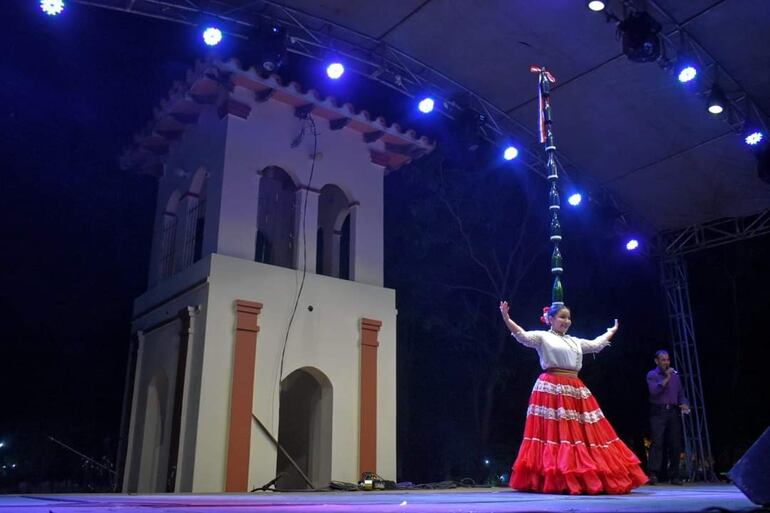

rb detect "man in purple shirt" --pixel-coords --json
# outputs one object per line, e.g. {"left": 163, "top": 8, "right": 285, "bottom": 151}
{"left": 646, "top": 350, "right": 690, "bottom": 485}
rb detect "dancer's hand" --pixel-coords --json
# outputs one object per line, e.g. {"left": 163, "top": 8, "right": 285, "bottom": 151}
{"left": 606, "top": 319, "right": 619, "bottom": 340}
{"left": 499, "top": 301, "right": 510, "bottom": 319}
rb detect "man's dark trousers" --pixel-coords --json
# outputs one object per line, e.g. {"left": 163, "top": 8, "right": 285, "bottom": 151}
{"left": 648, "top": 404, "right": 682, "bottom": 481}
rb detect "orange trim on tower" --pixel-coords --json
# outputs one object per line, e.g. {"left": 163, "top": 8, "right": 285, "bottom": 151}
{"left": 359, "top": 318, "right": 382, "bottom": 477}
{"left": 225, "top": 300, "right": 263, "bottom": 492}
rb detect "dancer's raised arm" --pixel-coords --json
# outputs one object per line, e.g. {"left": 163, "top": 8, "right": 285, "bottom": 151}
{"left": 578, "top": 319, "right": 619, "bottom": 353}
{"left": 499, "top": 301, "right": 541, "bottom": 348}
{"left": 499, "top": 301, "right": 525, "bottom": 335}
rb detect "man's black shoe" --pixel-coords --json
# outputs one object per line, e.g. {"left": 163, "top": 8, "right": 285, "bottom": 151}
{"left": 647, "top": 475, "right": 658, "bottom": 485}
{"left": 670, "top": 478, "right": 683, "bottom": 485}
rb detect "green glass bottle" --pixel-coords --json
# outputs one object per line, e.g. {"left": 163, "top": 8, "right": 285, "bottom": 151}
{"left": 549, "top": 183, "right": 560, "bottom": 210}
{"left": 551, "top": 245, "right": 563, "bottom": 272}
{"left": 552, "top": 275, "right": 564, "bottom": 304}
{"left": 550, "top": 212, "right": 561, "bottom": 240}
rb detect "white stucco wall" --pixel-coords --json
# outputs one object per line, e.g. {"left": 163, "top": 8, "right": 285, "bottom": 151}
{"left": 128, "top": 83, "right": 397, "bottom": 493}
{"left": 218, "top": 85, "right": 386, "bottom": 286}
{"left": 147, "top": 107, "right": 228, "bottom": 288}
{"left": 192, "top": 254, "right": 396, "bottom": 491}
{"left": 128, "top": 257, "right": 212, "bottom": 492}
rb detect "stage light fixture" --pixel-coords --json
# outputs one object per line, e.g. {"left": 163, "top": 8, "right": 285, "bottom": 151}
{"left": 618, "top": 11, "right": 661, "bottom": 63}
{"left": 255, "top": 23, "right": 288, "bottom": 72}
{"left": 677, "top": 65, "right": 697, "bottom": 83}
{"left": 418, "top": 97, "right": 435, "bottom": 114}
{"left": 202, "top": 27, "right": 223, "bottom": 46}
{"left": 625, "top": 239, "right": 640, "bottom": 251}
{"left": 707, "top": 85, "right": 726, "bottom": 115}
{"left": 40, "top": 0, "right": 64, "bottom": 15}
{"left": 503, "top": 146, "right": 519, "bottom": 161}
{"left": 742, "top": 108, "right": 767, "bottom": 147}
{"left": 326, "top": 62, "right": 345, "bottom": 80}
{"left": 567, "top": 193, "right": 582, "bottom": 206}
{"left": 674, "top": 46, "right": 698, "bottom": 84}
{"left": 587, "top": 1, "right": 606, "bottom": 12}
{"left": 745, "top": 130, "right": 764, "bottom": 146}
{"left": 453, "top": 106, "right": 487, "bottom": 153}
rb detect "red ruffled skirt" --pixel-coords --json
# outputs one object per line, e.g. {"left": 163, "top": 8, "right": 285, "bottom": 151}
{"left": 509, "top": 371, "right": 648, "bottom": 494}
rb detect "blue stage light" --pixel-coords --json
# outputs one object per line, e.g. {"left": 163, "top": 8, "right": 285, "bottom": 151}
{"left": 202, "top": 27, "right": 223, "bottom": 47}
{"left": 707, "top": 85, "right": 726, "bottom": 115}
{"left": 745, "top": 131, "right": 764, "bottom": 146}
{"left": 40, "top": 0, "right": 64, "bottom": 16}
{"left": 625, "top": 239, "right": 640, "bottom": 251}
{"left": 587, "top": 1, "right": 606, "bottom": 12}
{"left": 326, "top": 62, "right": 345, "bottom": 80}
{"left": 677, "top": 65, "right": 697, "bottom": 83}
{"left": 503, "top": 146, "right": 519, "bottom": 161}
{"left": 418, "top": 97, "right": 435, "bottom": 114}
{"left": 567, "top": 193, "right": 582, "bottom": 206}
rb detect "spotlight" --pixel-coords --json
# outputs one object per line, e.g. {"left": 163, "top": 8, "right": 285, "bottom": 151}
{"left": 618, "top": 12, "right": 661, "bottom": 63}
{"left": 40, "top": 0, "right": 64, "bottom": 15}
{"left": 567, "top": 193, "right": 582, "bottom": 206}
{"left": 674, "top": 47, "right": 698, "bottom": 83}
{"left": 454, "top": 106, "right": 487, "bottom": 153}
{"left": 418, "top": 96, "right": 435, "bottom": 114}
{"left": 677, "top": 65, "right": 697, "bottom": 83}
{"left": 202, "top": 27, "right": 223, "bottom": 46}
{"left": 255, "top": 23, "right": 287, "bottom": 71}
{"left": 745, "top": 130, "right": 764, "bottom": 146}
{"left": 503, "top": 146, "right": 519, "bottom": 161}
{"left": 625, "top": 239, "right": 640, "bottom": 251}
{"left": 586, "top": 0, "right": 606, "bottom": 12}
{"left": 326, "top": 62, "right": 345, "bottom": 80}
{"left": 707, "top": 85, "right": 726, "bottom": 115}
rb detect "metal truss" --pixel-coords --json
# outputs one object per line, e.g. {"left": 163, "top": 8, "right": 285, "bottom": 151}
{"left": 74, "top": 0, "right": 635, "bottom": 215}
{"left": 657, "top": 208, "right": 770, "bottom": 257}
{"left": 660, "top": 255, "right": 717, "bottom": 482}
{"left": 656, "top": 209, "right": 770, "bottom": 482}
{"left": 601, "top": 0, "right": 770, "bottom": 140}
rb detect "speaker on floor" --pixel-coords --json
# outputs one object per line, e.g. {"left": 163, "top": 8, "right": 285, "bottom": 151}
{"left": 728, "top": 427, "right": 770, "bottom": 506}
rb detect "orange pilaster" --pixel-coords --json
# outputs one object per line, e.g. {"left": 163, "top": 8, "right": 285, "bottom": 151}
{"left": 359, "top": 318, "right": 382, "bottom": 477}
{"left": 225, "top": 300, "right": 263, "bottom": 492}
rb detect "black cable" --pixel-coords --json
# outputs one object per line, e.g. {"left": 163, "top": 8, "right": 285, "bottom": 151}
{"left": 277, "top": 114, "right": 318, "bottom": 401}
{"left": 260, "top": 115, "right": 319, "bottom": 493}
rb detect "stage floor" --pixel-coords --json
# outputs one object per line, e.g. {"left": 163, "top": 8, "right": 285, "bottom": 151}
{"left": 0, "top": 484, "right": 757, "bottom": 513}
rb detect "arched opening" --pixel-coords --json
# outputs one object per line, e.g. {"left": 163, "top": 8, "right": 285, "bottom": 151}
{"left": 180, "top": 167, "right": 208, "bottom": 269}
{"left": 159, "top": 190, "right": 181, "bottom": 280}
{"left": 315, "top": 226, "right": 324, "bottom": 273}
{"left": 138, "top": 371, "right": 168, "bottom": 492}
{"left": 276, "top": 367, "right": 333, "bottom": 490}
{"left": 339, "top": 213, "right": 351, "bottom": 280}
{"left": 317, "top": 184, "right": 352, "bottom": 279}
{"left": 256, "top": 166, "right": 297, "bottom": 269}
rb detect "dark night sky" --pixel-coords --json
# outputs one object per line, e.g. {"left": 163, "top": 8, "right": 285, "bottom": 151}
{"left": 1, "top": 1, "right": 769, "bottom": 489}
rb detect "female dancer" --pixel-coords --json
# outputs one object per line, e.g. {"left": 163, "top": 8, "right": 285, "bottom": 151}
{"left": 499, "top": 301, "right": 648, "bottom": 494}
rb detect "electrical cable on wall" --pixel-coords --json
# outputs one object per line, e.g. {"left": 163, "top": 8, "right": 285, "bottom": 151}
{"left": 277, "top": 114, "right": 318, "bottom": 398}
{"left": 255, "top": 113, "right": 320, "bottom": 492}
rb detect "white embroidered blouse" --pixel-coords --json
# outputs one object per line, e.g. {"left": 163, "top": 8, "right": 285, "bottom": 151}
{"left": 512, "top": 330, "right": 611, "bottom": 372}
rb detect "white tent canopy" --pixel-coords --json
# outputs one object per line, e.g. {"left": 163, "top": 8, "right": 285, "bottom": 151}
{"left": 86, "top": 0, "right": 770, "bottom": 232}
